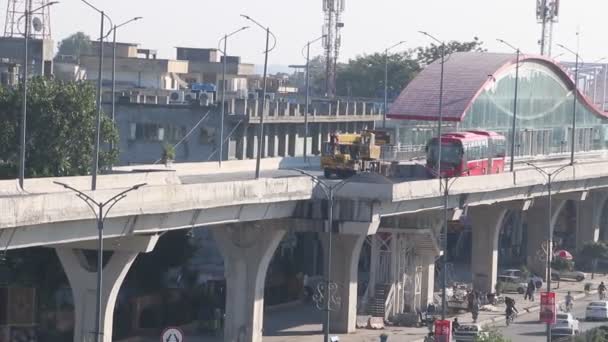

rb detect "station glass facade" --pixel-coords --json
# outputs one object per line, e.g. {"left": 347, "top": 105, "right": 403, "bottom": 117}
{"left": 394, "top": 61, "right": 608, "bottom": 156}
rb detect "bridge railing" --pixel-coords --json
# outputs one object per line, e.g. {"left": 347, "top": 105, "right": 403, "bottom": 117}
{"left": 380, "top": 145, "right": 426, "bottom": 161}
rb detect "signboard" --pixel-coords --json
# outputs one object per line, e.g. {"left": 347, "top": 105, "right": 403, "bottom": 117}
{"left": 434, "top": 319, "right": 451, "bottom": 342}
{"left": 161, "top": 327, "right": 184, "bottom": 342}
{"left": 540, "top": 292, "right": 557, "bottom": 324}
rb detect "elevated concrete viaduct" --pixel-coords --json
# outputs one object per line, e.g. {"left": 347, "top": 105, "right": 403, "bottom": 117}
{"left": 3, "top": 158, "right": 608, "bottom": 341}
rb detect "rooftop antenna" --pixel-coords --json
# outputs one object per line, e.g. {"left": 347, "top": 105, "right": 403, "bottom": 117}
{"left": 4, "top": 0, "right": 53, "bottom": 39}
{"left": 536, "top": 0, "right": 560, "bottom": 56}
{"left": 322, "top": 0, "right": 345, "bottom": 97}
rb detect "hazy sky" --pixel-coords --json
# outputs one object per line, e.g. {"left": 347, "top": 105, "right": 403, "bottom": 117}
{"left": 46, "top": 1, "right": 608, "bottom": 66}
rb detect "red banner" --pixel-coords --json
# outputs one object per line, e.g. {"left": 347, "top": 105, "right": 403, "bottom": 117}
{"left": 540, "top": 292, "right": 557, "bottom": 324}
{"left": 434, "top": 319, "right": 451, "bottom": 342}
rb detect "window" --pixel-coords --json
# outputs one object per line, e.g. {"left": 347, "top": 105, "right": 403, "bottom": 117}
{"left": 199, "top": 126, "right": 217, "bottom": 145}
{"left": 132, "top": 123, "right": 186, "bottom": 142}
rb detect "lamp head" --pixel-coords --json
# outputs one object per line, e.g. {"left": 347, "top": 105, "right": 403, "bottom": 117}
{"left": 132, "top": 183, "right": 147, "bottom": 190}
{"left": 134, "top": 16, "right": 143, "bottom": 21}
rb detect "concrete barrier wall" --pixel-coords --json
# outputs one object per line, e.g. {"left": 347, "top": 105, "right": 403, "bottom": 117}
{"left": 0, "top": 172, "right": 182, "bottom": 196}
{"left": 113, "top": 156, "right": 320, "bottom": 176}
{"left": 0, "top": 176, "right": 315, "bottom": 229}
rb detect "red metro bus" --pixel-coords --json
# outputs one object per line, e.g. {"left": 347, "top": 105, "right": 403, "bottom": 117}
{"left": 426, "top": 130, "right": 506, "bottom": 177}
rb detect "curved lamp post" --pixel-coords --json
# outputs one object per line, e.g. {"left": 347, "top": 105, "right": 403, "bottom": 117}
{"left": 302, "top": 34, "right": 325, "bottom": 161}
{"left": 54, "top": 181, "right": 146, "bottom": 342}
{"left": 218, "top": 26, "right": 249, "bottom": 167}
{"left": 80, "top": 0, "right": 113, "bottom": 191}
{"left": 556, "top": 43, "right": 583, "bottom": 166}
{"left": 496, "top": 39, "right": 522, "bottom": 172}
{"left": 383, "top": 40, "right": 406, "bottom": 128}
{"left": 107, "top": 16, "right": 142, "bottom": 147}
{"left": 525, "top": 162, "right": 572, "bottom": 342}
{"left": 241, "top": 14, "right": 277, "bottom": 179}
{"left": 292, "top": 168, "right": 352, "bottom": 342}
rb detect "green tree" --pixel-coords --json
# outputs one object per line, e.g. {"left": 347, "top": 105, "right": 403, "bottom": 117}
{"left": 0, "top": 77, "right": 118, "bottom": 179}
{"left": 474, "top": 327, "right": 511, "bottom": 342}
{"left": 578, "top": 241, "right": 608, "bottom": 271}
{"left": 335, "top": 51, "right": 420, "bottom": 99}
{"left": 416, "top": 37, "right": 486, "bottom": 66}
{"left": 56, "top": 32, "right": 92, "bottom": 59}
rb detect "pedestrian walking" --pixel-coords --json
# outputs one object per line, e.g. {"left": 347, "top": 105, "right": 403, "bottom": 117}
{"left": 524, "top": 279, "right": 535, "bottom": 301}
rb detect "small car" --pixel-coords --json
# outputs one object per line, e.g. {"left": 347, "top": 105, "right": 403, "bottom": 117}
{"left": 551, "top": 269, "right": 585, "bottom": 282}
{"left": 453, "top": 323, "right": 487, "bottom": 342}
{"left": 500, "top": 269, "right": 543, "bottom": 289}
{"left": 551, "top": 312, "right": 580, "bottom": 335}
{"left": 497, "top": 275, "right": 527, "bottom": 294}
{"left": 585, "top": 301, "right": 608, "bottom": 321}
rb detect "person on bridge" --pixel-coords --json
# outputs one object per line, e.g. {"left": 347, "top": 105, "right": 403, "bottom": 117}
{"left": 599, "top": 282, "right": 606, "bottom": 299}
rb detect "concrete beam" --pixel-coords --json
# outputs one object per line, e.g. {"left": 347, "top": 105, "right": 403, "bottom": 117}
{"left": 49, "top": 234, "right": 159, "bottom": 252}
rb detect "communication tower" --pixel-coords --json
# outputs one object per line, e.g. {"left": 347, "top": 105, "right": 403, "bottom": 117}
{"left": 4, "top": 0, "right": 52, "bottom": 39}
{"left": 536, "top": 0, "right": 559, "bottom": 56}
{"left": 322, "top": 0, "right": 345, "bottom": 97}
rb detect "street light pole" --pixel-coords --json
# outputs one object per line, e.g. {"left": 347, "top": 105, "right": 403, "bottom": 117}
{"left": 383, "top": 41, "right": 406, "bottom": 128}
{"left": 557, "top": 43, "right": 582, "bottom": 165}
{"left": 419, "top": 31, "right": 446, "bottom": 189}
{"left": 18, "top": 0, "right": 58, "bottom": 189}
{"left": 526, "top": 162, "right": 571, "bottom": 342}
{"left": 292, "top": 168, "right": 351, "bottom": 342}
{"left": 218, "top": 26, "right": 248, "bottom": 167}
{"left": 107, "top": 16, "right": 142, "bottom": 167}
{"left": 302, "top": 35, "right": 325, "bottom": 162}
{"left": 497, "top": 39, "right": 521, "bottom": 172}
{"left": 242, "top": 15, "right": 276, "bottom": 179}
{"left": 81, "top": 0, "right": 112, "bottom": 190}
{"left": 53, "top": 181, "right": 146, "bottom": 342}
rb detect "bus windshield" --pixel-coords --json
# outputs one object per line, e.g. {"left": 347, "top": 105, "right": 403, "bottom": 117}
{"left": 427, "top": 141, "right": 463, "bottom": 167}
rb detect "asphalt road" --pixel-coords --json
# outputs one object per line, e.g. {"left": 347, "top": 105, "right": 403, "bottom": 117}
{"left": 498, "top": 295, "right": 608, "bottom": 341}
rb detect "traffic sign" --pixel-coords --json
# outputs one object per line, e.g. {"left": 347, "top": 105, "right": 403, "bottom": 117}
{"left": 540, "top": 292, "right": 557, "bottom": 324}
{"left": 434, "top": 319, "right": 452, "bottom": 342}
{"left": 161, "top": 327, "right": 184, "bottom": 342}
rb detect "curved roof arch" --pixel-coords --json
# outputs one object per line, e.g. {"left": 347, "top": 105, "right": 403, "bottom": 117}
{"left": 387, "top": 52, "right": 608, "bottom": 121}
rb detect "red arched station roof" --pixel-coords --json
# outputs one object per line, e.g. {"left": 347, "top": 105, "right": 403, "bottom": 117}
{"left": 387, "top": 52, "right": 608, "bottom": 121}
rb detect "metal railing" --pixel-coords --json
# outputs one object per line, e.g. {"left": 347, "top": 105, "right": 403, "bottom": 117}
{"left": 381, "top": 144, "right": 426, "bottom": 161}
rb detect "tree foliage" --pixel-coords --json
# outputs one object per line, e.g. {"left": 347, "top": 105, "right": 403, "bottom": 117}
{"left": 474, "top": 327, "right": 511, "bottom": 342}
{"left": 308, "top": 38, "right": 485, "bottom": 99}
{"left": 552, "top": 258, "right": 574, "bottom": 272}
{"left": 57, "top": 32, "right": 92, "bottom": 59}
{"left": 577, "top": 241, "right": 608, "bottom": 270}
{"left": 0, "top": 77, "right": 118, "bottom": 179}
{"left": 416, "top": 37, "right": 486, "bottom": 66}
{"left": 336, "top": 51, "right": 420, "bottom": 99}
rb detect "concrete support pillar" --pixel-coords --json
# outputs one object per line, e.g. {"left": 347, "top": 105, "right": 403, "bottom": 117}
{"left": 319, "top": 220, "right": 379, "bottom": 334}
{"left": 267, "top": 125, "right": 278, "bottom": 157}
{"left": 212, "top": 224, "right": 286, "bottom": 342}
{"left": 236, "top": 125, "right": 248, "bottom": 160}
{"left": 311, "top": 124, "right": 321, "bottom": 155}
{"left": 245, "top": 127, "right": 258, "bottom": 159}
{"left": 469, "top": 205, "right": 509, "bottom": 293}
{"left": 526, "top": 199, "right": 566, "bottom": 277}
{"left": 278, "top": 126, "right": 288, "bottom": 157}
{"left": 55, "top": 235, "right": 158, "bottom": 342}
{"left": 576, "top": 193, "right": 608, "bottom": 250}
{"left": 288, "top": 126, "right": 298, "bottom": 157}
{"left": 420, "top": 254, "right": 436, "bottom": 308}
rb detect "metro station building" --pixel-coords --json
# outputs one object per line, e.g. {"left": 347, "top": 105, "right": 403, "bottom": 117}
{"left": 388, "top": 52, "right": 608, "bottom": 157}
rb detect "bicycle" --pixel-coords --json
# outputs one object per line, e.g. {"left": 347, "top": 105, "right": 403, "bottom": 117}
{"left": 506, "top": 311, "right": 517, "bottom": 326}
